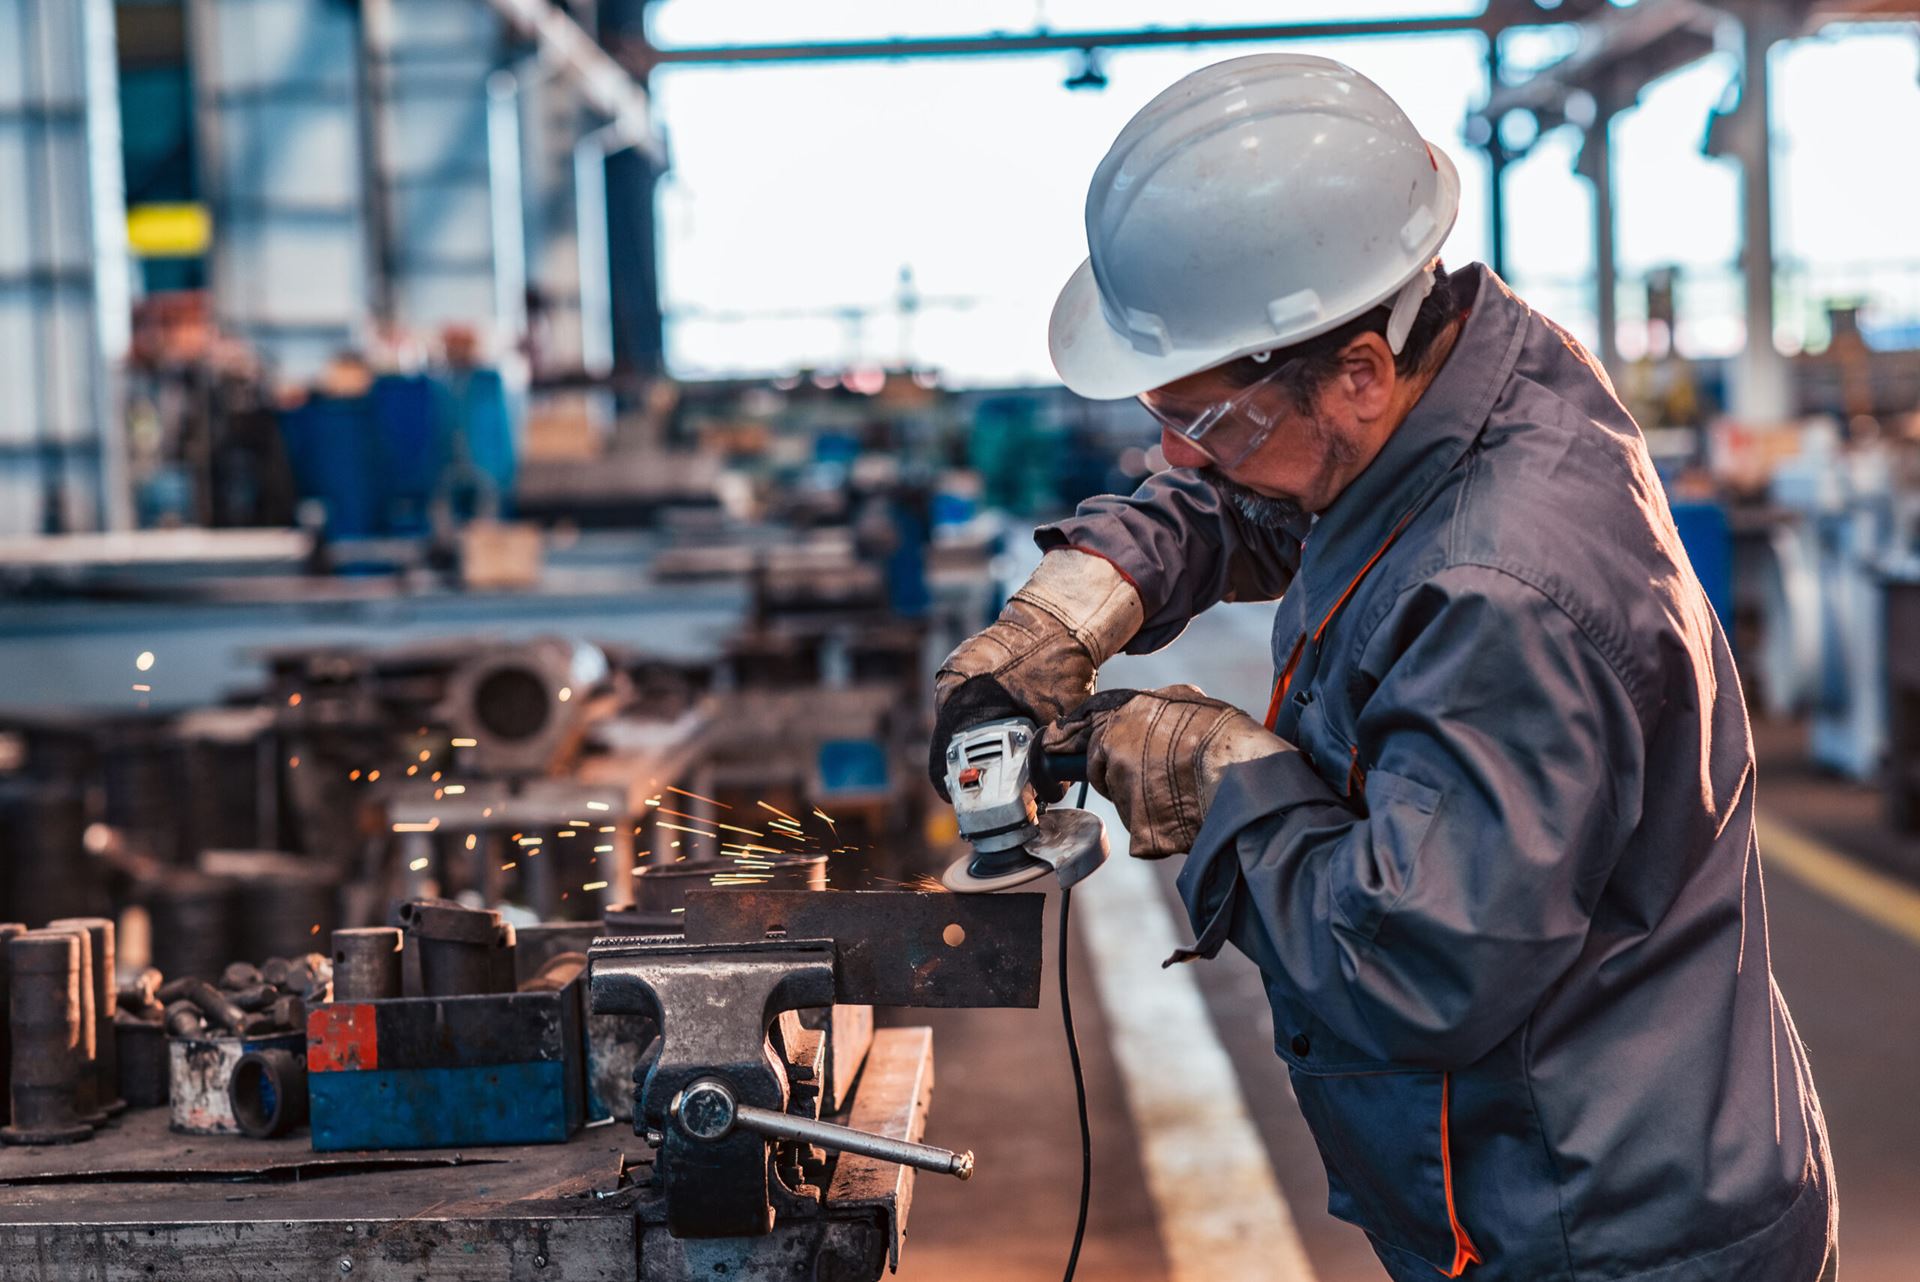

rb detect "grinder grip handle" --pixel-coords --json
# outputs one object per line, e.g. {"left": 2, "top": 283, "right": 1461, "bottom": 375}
{"left": 1033, "top": 752, "right": 1087, "bottom": 798}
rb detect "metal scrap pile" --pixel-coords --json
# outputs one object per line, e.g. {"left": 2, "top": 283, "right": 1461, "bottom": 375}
{"left": 147, "top": 954, "right": 333, "bottom": 1042}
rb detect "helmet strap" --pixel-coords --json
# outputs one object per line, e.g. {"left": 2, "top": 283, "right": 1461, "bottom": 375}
{"left": 1385, "top": 265, "right": 1437, "bottom": 355}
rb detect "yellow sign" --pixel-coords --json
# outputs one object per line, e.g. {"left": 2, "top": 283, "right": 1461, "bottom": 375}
{"left": 126, "top": 203, "right": 211, "bottom": 258}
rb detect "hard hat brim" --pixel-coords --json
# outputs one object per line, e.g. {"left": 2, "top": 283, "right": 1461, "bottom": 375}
{"left": 1048, "top": 258, "right": 1215, "bottom": 401}
{"left": 1048, "top": 141, "right": 1462, "bottom": 402}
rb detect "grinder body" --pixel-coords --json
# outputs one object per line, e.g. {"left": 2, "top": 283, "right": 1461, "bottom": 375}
{"left": 941, "top": 717, "right": 1107, "bottom": 893}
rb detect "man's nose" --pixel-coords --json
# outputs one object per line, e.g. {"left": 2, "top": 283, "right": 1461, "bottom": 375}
{"left": 1160, "top": 428, "right": 1211, "bottom": 471}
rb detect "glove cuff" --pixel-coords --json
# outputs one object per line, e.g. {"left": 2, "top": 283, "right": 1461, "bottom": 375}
{"left": 1010, "top": 550, "right": 1145, "bottom": 669}
{"left": 1196, "top": 712, "right": 1293, "bottom": 810}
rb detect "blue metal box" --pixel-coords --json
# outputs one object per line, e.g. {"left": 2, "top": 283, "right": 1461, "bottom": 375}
{"left": 306, "top": 980, "right": 585, "bottom": 1151}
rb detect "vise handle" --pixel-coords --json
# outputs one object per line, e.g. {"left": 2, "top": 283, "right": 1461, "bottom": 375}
{"left": 670, "top": 1077, "right": 974, "bottom": 1181}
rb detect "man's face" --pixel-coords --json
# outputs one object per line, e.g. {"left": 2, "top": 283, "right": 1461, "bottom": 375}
{"left": 1151, "top": 358, "right": 1374, "bottom": 522}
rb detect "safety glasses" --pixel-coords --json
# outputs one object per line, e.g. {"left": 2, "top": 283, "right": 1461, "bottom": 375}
{"left": 1135, "top": 350, "right": 1301, "bottom": 469}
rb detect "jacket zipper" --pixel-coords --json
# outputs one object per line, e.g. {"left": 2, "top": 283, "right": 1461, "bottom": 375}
{"left": 1266, "top": 508, "right": 1482, "bottom": 1271}
{"left": 1263, "top": 506, "right": 1417, "bottom": 746}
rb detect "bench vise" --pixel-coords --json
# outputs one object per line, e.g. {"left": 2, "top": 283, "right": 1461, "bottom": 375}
{"left": 589, "top": 889, "right": 1044, "bottom": 1243}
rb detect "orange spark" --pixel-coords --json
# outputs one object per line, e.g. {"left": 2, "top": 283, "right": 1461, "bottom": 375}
{"left": 667, "top": 786, "right": 730, "bottom": 809}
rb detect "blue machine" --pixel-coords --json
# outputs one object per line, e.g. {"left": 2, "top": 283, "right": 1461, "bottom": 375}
{"left": 279, "top": 367, "right": 520, "bottom": 539}
{"left": 279, "top": 394, "right": 380, "bottom": 539}
{"left": 1669, "top": 498, "right": 1734, "bottom": 633}
{"left": 434, "top": 367, "right": 519, "bottom": 518}
{"left": 816, "top": 738, "right": 891, "bottom": 800}
{"left": 367, "top": 373, "right": 439, "bottom": 535}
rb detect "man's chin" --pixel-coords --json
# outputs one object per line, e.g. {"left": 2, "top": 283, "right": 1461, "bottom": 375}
{"left": 1197, "top": 467, "right": 1307, "bottom": 530}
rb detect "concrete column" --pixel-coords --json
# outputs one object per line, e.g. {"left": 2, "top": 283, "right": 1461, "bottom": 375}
{"left": 517, "top": 54, "right": 603, "bottom": 376}
{"left": 1577, "top": 96, "right": 1621, "bottom": 375}
{"left": 0, "top": 0, "right": 132, "bottom": 533}
{"left": 361, "top": 0, "right": 527, "bottom": 347}
{"left": 1729, "top": 8, "right": 1793, "bottom": 422}
{"left": 572, "top": 131, "right": 617, "bottom": 377}
{"left": 599, "top": 0, "right": 664, "bottom": 378}
{"left": 189, "top": 0, "right": 370, "bottom": 383}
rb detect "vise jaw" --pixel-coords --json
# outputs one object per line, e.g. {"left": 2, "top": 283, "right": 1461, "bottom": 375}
{"left": 589, "top": 938, "right": 836, "bottom": 1238}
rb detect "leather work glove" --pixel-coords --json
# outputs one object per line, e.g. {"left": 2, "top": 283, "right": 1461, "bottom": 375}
{"left": 929, "top": 550, "right": 1144, "bottom": 798}
{"left": 1042, "top": 685, "right": 1291, "bottom": 859}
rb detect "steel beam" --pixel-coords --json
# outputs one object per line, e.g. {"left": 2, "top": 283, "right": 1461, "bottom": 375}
{"left": 1480, "top": 0, "right": 1722, "bottom": 126}
{"left": 485, "top": 0, "right": 661, "bottom": 159}
{"left": 630, "top": 16, "right": 1495, "bottom": 68}
{"left": 1485, "top": 37, "right": 1509, "bottom": 281}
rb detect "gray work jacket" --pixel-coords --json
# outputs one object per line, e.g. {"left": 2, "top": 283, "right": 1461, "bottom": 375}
{"left": 1038, "top": 266, "right": 1835, "bottom": 1282}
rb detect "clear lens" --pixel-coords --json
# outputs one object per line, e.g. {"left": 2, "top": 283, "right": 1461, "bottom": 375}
{"left": 1136, "top": 354, "right": 1295, "bottom": 468}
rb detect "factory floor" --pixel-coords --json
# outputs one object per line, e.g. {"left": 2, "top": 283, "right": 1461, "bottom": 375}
{"left": 897, "top": 602, "right": 1920, "bottom": 1282}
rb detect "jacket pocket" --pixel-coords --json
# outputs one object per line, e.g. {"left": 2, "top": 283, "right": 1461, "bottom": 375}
{"left": 1287, "top": 1063, "right": 1481, "bottom": 1276}
{"left": 1293, "top": 692, "right": 1359, "bottom": 799}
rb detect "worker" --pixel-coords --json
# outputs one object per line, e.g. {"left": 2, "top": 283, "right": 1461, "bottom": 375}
{"left": 932, "top": 56, "right": 1835, "bottom": 1282}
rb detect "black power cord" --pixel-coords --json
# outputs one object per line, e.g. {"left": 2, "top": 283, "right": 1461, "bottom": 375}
{"left": 1058, "top": 779, "right": 1094, "bottom": 1282}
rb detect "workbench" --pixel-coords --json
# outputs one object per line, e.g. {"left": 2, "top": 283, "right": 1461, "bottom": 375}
{"left": 0, "top": 1027, "right": 933, "bottom": 1281}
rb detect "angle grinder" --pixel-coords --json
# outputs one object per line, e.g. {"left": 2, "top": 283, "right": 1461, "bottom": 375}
{"left": 940, "top": 717, "right": 1109, "bottom": 893}
{"left": 943, "top": 715, "right": 1106, "bottom": 1281}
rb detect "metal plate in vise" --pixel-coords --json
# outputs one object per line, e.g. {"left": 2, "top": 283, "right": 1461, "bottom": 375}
{"left": 680, "top": 890, "right": 1045, "bottom": 1009}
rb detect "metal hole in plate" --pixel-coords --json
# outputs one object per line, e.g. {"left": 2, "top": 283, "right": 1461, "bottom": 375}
{"left": 942, "top": 924, "right": 966, "bottom": 948}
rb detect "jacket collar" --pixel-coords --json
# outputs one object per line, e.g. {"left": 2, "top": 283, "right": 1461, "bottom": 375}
{"left": 1294, "top": 264, "right": 1529, "bottom": 626}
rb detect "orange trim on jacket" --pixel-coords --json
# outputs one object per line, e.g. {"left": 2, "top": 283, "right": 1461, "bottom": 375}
{"left": 1440, "top": 1073, "right": 1483, "bottom": 1277}
{"left": 1264, "top": 633, "right": 1307, "bottom": 730}
{"left": 1261, "top": 509, "right": 1418, "bottom": 734}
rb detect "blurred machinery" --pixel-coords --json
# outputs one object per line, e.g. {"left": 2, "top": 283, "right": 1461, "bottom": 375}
{"left": 1744, "top": 427, "right": 1917, "bottom": 782}
{"left": 439, "top": 636, "right": 617, "bottom": 776}
{"left": 0, "top": 588, "right": 940, "bottom": 941}
{"left": 0, "top": 581, "right": 1001, "bottom": 1278}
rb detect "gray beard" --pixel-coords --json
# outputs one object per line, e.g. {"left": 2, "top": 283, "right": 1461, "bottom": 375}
{"left": 1197, "top": 466, "right": 1307, "bottom": 530}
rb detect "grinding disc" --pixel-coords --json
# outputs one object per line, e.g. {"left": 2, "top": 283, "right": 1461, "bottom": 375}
{"left": 940, "top": 848, "right": 1053, "bottom": 894}
{"left": 941, "top": 808, "right": 1109, "bottom": 893}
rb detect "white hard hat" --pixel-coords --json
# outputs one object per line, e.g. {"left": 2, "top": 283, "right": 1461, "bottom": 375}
{"left": 1049, "top": 54, "right": 1461, "bottom": 400}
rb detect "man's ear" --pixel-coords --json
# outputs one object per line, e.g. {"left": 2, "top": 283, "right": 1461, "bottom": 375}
{"left": 1338, "top": 333, "right": 1397, "bottom": 419}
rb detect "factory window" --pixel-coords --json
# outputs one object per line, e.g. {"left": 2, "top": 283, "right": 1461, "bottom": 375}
{"left": 648, "top": 2, "right": 1490, "bottom": 386}
{"left": 1771, "top": 32, "right": 1920, "bottom": 355}
{"left": 1499, "top": 28, "right": 1920, "bottom": 363}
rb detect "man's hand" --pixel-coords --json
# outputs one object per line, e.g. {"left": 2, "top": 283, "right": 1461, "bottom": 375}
{"left": 1042, "top": 685, "right": 1291, "bottom": 859}
{"left": 929, "top": 550, "right": 1143, "bottom": 797}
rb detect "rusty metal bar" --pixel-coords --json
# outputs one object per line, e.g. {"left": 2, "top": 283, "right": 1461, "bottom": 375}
{"left": 680, "top": 890, "right": 1045, "bottom": 1009}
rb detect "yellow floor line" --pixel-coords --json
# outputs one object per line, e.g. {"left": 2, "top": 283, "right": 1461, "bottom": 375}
{"left": 1756, "top": 812, "right": 1920, "bottom": 948}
